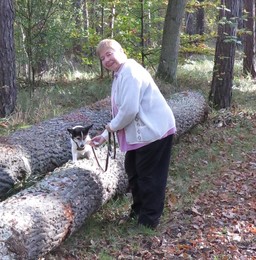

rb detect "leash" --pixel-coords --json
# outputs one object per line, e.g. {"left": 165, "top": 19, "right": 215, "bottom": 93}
{"left": 91, "top": 132, "right": 116, "bottom": 172}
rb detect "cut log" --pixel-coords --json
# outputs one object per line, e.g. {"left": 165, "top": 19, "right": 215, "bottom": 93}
{"left": 0, "top": 91, "right": 208, "bottom": 259}
{"left": 168, "top": 91, "right": 208, "bottom": 137}
{"left": 0, "top": 152, "right": 127, "bottom": 259}
{"left": 0, "top": 91, "right": 208, "bottom": 198}
{"left": 0, "top": 98, "right": 112, "bottom": 198}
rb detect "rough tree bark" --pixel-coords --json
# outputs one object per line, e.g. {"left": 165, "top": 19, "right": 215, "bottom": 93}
{"left": 0, "top": 0, "right": 17, "bottom": 117}
{"left": 0, "top": 91, "right": 208, "bottom": 259}
{"left": 209, "top": 0, "right": 239, "bottom": 109}
{"left": 156, "top": 0, "right": 187, "bottom": 85}
{"left": 0, "top": 155, "right": 127, "bottom": 259}
{"left": 0, "top": 98, "right": 112, "bottom": 198}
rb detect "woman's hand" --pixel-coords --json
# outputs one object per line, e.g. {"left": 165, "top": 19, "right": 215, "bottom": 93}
{"left": 89, "top": 135, "right": 106, "bottom": 147}
{"left": 105, "top": 123, "right": 114, "bottom": 133}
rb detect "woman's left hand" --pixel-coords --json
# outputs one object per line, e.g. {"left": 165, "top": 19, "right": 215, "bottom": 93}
{"left": 105, "top": 124, "right": 114, "bottom": 133}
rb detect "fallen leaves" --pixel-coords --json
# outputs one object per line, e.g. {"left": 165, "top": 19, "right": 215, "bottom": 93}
{"left": 163, "top": 150, "right": 256, "bottom": 259}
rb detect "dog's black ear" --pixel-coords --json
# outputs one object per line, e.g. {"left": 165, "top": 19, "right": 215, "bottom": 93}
{"left": 67, "top": 128, "right": 73, "bottom": 134}
{"left": 83, "top": 124, "right": 93, "bottom": 134}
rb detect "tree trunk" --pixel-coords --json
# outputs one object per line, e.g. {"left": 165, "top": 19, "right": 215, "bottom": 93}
{"left": 140, "top": 0, "right": 145, "bottom": 67}
{"left": 243, "top": 0, "right": 256, "bottom": 78}
{"left": 0, "top": 91, "right": 208, "bottom": 200}
{"left": 156, "top": 0, "right": 187, "bottom": 85}
{"left": 73, "top": 0, "right": 83, "bottom": 57}
{"left": 109, "top": 4, "right": 116, "bottom": 38}
{"left": 83, "top": 0, "right": 89, "bottom": 39}
{"left": 185, "top": 11, "right": 196, "bottom": 35}
{"left": 185, "top": 0, "right": 204, "bottom": 36}
{"left": 196, "top": 0, "right": 204, "bottom": 35}
{"left": 209, "top": 0, "right": 239, "bottom": 109}
{"left": 0, "top": 91, "right": 208, "bottom": 259}
{"left": 237, "top": 0, "right": 244, "bottom": 51}
{"left": 0, "top": 0, "right": 17, "bottom": 117}
{"left": 0, "top": 156, "right": 127, "bottom": 260}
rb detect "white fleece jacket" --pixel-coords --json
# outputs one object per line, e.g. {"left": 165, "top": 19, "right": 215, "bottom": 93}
{"left": 102, "top": 59, "right": 176, "bottom": 144}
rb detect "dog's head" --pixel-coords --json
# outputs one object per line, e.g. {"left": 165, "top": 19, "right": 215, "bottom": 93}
{"left": 67, "top": 124, "right": 93, "bottom": 150}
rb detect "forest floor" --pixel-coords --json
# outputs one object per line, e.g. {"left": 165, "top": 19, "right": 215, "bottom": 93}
{"left": 44, "top": 98, "right": 256, "bottom": 259}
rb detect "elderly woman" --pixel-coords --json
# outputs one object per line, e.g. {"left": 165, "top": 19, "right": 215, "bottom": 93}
{"left": 90, "top": 39, "right": 176, "bottom": 229}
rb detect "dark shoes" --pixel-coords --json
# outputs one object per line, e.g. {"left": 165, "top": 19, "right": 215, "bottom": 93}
{"left": 118, "top": 211, "right": 159, "bottom": 230}
{"left": 137, "top": 218, "right": 159, "bottom": 230}
{"left": 137, "top": 221, "right": 158, "bottom": 230}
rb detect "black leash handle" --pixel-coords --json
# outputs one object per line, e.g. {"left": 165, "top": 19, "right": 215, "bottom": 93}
{"left": 91, "top": 132, "right": 116, "bottom": 172}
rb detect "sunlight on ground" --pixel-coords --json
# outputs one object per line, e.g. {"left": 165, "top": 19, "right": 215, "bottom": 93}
{"left": 233, "top": 78, "right": 256, "bottom": 93}
{"left": 182, "top": 58, "right": 213, "bottom": 72}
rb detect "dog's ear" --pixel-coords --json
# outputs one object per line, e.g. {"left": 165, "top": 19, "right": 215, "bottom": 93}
{"left": 83, "top": 124, "right": 93, "bottom": 134}
{"left": 67, "top": 128, "right": 73, "bottom": 134}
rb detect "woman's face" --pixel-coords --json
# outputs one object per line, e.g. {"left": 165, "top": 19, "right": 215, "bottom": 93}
{"left": 99, "top": 47, "right": 126, "bottom": 72}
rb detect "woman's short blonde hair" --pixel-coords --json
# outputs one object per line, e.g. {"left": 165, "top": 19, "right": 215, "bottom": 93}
{"left": 96, "top": 39, "right": 123, "bottom": 57}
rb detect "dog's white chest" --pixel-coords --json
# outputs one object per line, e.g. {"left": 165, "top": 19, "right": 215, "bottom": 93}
{"left": 70, "top": 136, "right": 91, "bottom": 162}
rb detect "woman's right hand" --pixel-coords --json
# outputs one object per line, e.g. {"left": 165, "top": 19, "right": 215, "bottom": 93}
{"left": 89, "top": 135, "right": 106, "bottom": 147}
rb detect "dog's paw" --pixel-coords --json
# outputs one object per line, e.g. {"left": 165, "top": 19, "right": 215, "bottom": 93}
{"left": 69, "top": 159, "right": 77, "bottom": 164}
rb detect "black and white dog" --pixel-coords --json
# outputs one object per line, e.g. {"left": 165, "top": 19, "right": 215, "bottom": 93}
{"left": 67, "top": 124, "right": 93, "bottom": 162}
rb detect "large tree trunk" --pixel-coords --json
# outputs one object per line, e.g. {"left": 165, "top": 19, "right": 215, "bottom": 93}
{"left": 156, "top": 0, "right": 187, "bottom": 85}
{"left": 0, "top": 91, "right": 208, "bottom": 199}
{"left": 209, "top": 0, "right": 239, "bottom": 109}
{"left": 0, "top": 98, "right": 112, "bottom": 198}
{"left": 0, "top": 0, "right": 17, "bottom": 117}
{"left": 243, "top": 0, "right": 256, "bottom": 78}
{"left": 0, "top": 91, "right": 208, "bottom": 259}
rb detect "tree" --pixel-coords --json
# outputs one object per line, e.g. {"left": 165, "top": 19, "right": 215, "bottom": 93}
{"left": 15, "top": 0, "right": 62, "bottom": 90}
{"left": 156, "top": 0, "right": 188, "bottom": 86}
{"left": 185, "top": 0, "right": 204, "bottom": 36}
{"left": 209, "top": 0, "right": 240, "bottom": 109}
{"left": 0, "top": 0, "right": 17, "bottom": 117}
{"left": 243, "top": 0, "right": 256, "bottom": 78}
{"left": 0, "top": 156, "right": 127, "bottom": 259}
{"left": 196, "top": 0, "right": 205, "bottom": 35}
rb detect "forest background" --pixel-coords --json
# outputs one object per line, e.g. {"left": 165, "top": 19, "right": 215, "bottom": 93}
{"left": 0, "top": 0, "right": 255, "bottom": 259}
{"left": 0, "top": 0, "right": 255, "bottom": 124}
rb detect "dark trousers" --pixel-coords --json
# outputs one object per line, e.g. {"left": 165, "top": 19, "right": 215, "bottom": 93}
{"left": 125, "top": 134, "right": 174, "bottom": 227}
